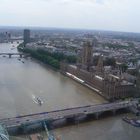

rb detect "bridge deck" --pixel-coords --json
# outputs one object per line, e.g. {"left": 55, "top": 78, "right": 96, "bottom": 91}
{"left": 0, "top": 53, "right": 25, "bottom": 55}
{"left": 0, "top": 101, "right": 136, "bottom": 128}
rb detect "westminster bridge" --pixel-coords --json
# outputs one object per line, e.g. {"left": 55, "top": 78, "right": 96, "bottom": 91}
{"left": 0, "top": 100, "right": 138, "bottom": 135}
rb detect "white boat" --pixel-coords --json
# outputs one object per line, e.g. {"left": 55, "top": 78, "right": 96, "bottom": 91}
{"left": 33, "top": 96, "right": 43, "bottom": 106}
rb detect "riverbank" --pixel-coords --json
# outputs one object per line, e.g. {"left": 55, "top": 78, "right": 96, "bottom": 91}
{"left": 62, "top": 71, "right": 108, "bottom": 99}
{"left": 17, "top": 44, "right": 77, "bottom": 70}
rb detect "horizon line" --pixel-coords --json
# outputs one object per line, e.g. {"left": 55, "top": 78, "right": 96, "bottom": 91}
{"left": 0, "top": 25, "right": 140, "bottom": 34}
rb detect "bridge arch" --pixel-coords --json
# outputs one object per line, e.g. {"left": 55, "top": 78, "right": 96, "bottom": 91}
{"left": 99, "top": 110, "right": 115, "bottom": 119}
{"left": 115, "top": 108, "right": 129, "bottom": 115}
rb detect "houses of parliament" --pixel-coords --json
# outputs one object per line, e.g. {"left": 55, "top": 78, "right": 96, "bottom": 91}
{"left": 61, "top": 41, "right": 136, "bottom": 100}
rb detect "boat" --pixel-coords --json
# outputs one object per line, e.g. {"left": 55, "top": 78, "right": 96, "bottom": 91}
{"left": 122, "top": 117, "right": 140, "bottom": 127}
{"left": 33, "top": 96, "right": 43, "bottom": 106}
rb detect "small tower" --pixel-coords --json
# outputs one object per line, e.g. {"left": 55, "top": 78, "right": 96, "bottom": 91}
{"left": 96, "top": 55, "right": 104, "bottom": 75}
{"left": 81, "top": 41, "right": 93, "bottom": 70}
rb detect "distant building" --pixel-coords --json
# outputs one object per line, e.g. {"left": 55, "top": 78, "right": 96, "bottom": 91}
{"left": 24, "top": 29, "right": 30, "bottom": 47}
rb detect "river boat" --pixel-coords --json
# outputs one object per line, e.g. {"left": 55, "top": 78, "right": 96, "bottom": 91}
{"left": 122, "top": 116, "right": 140, "bottom": 127}
{"left": 33, "top": 96, "right": 43, "bottom": 106}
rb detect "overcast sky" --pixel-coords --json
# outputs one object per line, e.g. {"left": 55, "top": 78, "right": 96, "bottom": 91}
{"left": 0, "top": 0, "right": 139, "bottom": 32}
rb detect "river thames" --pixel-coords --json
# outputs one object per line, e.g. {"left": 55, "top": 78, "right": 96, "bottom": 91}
{"left": 0, "top": 42, "right": 139, "bottom": 140}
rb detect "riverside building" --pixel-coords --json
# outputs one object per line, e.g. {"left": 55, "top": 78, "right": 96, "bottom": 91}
{"left": 61, "top": 41, "right": 136, "bottom": 100}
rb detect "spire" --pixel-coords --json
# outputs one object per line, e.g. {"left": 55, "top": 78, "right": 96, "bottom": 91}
{"left": 81, "top": 41, "right": 93, "bottom": 70}
{"left": 96, "top": 55, "right": 104, "bottom": 75}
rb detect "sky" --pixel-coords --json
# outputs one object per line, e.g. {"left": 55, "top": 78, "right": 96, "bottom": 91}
{"left": 0, "top": 0, "right": 140, "bottom": 32}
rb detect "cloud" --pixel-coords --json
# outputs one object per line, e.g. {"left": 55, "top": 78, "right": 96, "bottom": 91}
{"left": 38, "top": 0, "right": 105, "bottom": 5}
{"left": 0, "top": 0, "right": 139, "bottom": 32}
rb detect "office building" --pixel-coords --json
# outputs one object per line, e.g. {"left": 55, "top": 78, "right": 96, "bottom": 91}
{"left": 24, "top": 29, "right": 30, "bottom": 47}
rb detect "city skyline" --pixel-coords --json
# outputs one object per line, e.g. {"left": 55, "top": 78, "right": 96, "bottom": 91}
{"left": 0, "top": 0, "right": 140, "bottom": 33}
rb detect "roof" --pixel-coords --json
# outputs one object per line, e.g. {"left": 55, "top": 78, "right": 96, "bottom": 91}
{"left": 109, "top": 74, "right": 120, "bottom": 80}
{"left": 95, "top": 75, "right": 104, "bottom": 81}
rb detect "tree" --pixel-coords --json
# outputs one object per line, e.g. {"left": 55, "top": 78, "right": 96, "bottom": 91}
{"left": 120, "top": 63, "right": 128, "bottom": 72}
{"left": 104, "top": 57, "right": 116, "bottom": 67}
